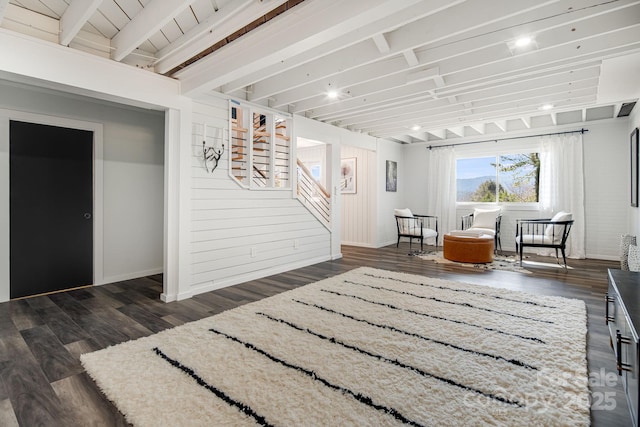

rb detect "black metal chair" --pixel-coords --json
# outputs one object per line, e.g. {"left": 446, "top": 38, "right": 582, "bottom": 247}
{"left": 461, "top": 211, "right": 502, "bottom": 253}
{"left": 395, "top": 213, "right": 438, "bottom": 252}
{"left": 515, "top": 217, "right": 574, "bottom": 267}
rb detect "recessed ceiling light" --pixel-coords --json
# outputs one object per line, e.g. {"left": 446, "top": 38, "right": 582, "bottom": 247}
{"left": 515, "top": 37, "right": 532, "bottom": 47}
{"left": 540, "top": 104, "right": 554, "bottom": 111}
{"left": 327, "top": 90, "right": 339, "bottom": 99}
{"left": 411, "top": 125, "right": 422, "bottom": 131}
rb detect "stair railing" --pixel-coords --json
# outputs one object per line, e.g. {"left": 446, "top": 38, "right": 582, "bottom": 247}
{"left": 296, "top": 159, "right": 331, "bottom": 229}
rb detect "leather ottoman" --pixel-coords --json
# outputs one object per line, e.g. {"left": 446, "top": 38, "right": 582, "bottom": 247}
{"left": 443, "top": 233, "right": 494, "bottom": 263}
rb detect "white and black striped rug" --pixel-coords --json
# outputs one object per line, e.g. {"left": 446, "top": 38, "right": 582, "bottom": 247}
{"left": 81, "top": 267, "right": 590, "bottom": 426}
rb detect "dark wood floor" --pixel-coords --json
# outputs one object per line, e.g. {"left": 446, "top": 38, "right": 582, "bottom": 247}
{"left": 0, "top": 244, "right": 632, "bottom": 426}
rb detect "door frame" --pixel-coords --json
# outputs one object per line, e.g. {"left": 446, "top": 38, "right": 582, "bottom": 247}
{"left": 0, "top": 109, "right": 104, "bottom": 302}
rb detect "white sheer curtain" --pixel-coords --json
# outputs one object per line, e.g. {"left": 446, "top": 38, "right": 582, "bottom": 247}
{"left": 539, "top": 133, "right": 586, "bottom": 258}
{"left": 425, "top": 146, "right": 457, "bottom": 245}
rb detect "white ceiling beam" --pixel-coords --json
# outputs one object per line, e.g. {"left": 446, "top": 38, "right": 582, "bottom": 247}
{"left": 448, "top": 127, "right": 465, "bottom": 137}
{"left": 250, "top": 0, "right": 545, "bottom": 103}
{"left": 361, "top": 88, "right": 596, "bottom": 134}
{"left": 0, "top": 0, "right": 8, "bottom": 22}
{"left": 346, "top": 84, "right": 597, "bottom": 132}
{"left": 291, "top": 20, "right": 630, "bottom": 115}
{"left": 392, "top": 134, "right": 413, "bottom": 144}
{"left": 494, "top": 120, "right": 507, "bottom": 132}
{"left": 297, "top": 31, "right": 634, "bottom": 119}
{"left": 582, "top": 108, "right": 587, "bottom": 122}
{"left": 176, "top": 0, "right": 428, "bottom": 96}
{"left": 550, "top": 112, "right": 557, "bottom": 125}
{"left": 428, "top": 129, "right": 447, "bottom": 139}
{"left": 154, "top": 0, "right": 279, "bottom": 74}
{"left": 366, "top": 94, "right": 597, "bottom": 136}
{"left": 402, "top": 49, "right": 419, "bottom": 67}
{"left": 219, "top": 0, "right": 445, "bottom": 94}
{"left": 315, "top": 64, "right": 600, "bottom": 127}
{"left": 59, "top": 0, "right": 103, "bottom": 46}
{"left": 111, "top": 0, "right": 193, "bottom": 62}
{"left": 447, "top": 95, "right": 457, "bottom": 104}
{"left": 372, "top": 33, "right": 390, "bottom": 53}
{"left": 306, "top": 49, "right": 603, "bottom": 121}
{"left": 264, "top": 3, "right": 632, "bottom": 108}
{"left": 372, "top": 97, "right": 597, "bottom": 138}
{"left": 469, "top": 123, "right": 485, "bottom": 134}
{"left": 283, "top": 2, "right": 638, "bottom": 113}
{"left": 311, "top": 61, "right": 600, "bottom": 122}
{"left": 520, "top": 117, "right": 531, "bottom": 128}
{"left": 406, "top": 67, "right": 440, "bottom": 84}
{"left": 242, "top": 0, "right": 457, "bottom": 101}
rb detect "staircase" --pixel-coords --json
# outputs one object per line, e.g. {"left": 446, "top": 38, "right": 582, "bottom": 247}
{"left": 297, "top": 159, "right": 331, "bottom": 229}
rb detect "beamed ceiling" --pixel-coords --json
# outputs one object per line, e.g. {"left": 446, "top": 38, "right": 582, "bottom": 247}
{"left": 1, "top": 0, "right": 639, "bottom": 144}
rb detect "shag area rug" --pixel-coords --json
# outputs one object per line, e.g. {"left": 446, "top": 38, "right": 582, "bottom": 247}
{"left": 415, "top": 251, "right": 532, "bottom": 273}
{"left": 81, "top": 267, "right": 589, "bottom": 426}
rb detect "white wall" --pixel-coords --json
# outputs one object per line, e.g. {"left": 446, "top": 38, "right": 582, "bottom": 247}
{"left": 340, "top": 145, "right": 376, "bottom": 247}
{"left": 186, "top": 98, "right": 332, "bottom": 298}
{"left": 402, "top": 119, "right": 630, "bottom": 260}
{"left": 583, "top": 120, "right": 629, "bottom": 259}
{"left": 377, "top": 139, "right": 405, "bottom": 247}
{"left": 0, "top": 80, "right": 165, "bottom": 300}
{"left": 297, "top": 145, "right": 327, "bottom": 188}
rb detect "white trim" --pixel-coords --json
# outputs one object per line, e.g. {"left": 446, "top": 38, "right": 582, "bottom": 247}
{"left": 101, "top": 267, "right": 163, "bottom": 285}
{"left": 185, "top": 254, "right": 332, "bottom": 299}
{"left": 0, "top": 108, "right": 104, "bottom": 302}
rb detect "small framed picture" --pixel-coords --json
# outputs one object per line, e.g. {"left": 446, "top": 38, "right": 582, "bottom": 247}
{"left": 340, "top": 158, "right": 356, "bottom": 194}
{"left": 386, "top": 160, "right": 397, "bottom": 192}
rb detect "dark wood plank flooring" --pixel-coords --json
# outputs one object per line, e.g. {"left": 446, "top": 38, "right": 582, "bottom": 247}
{"left": 0, "top": 245, "right": 632, "bottom": 426}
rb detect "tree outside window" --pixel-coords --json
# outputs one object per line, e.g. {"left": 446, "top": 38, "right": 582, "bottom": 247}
{"left": 456, "top": 153, "right": 539, "bottom": 203}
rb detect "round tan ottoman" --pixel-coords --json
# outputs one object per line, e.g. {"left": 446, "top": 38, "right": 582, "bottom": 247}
{"left": 443, "top": 234, "right": 494, "bottom": 263}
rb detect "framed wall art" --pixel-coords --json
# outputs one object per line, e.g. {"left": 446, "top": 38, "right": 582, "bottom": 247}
{"left": 340, "top": 157, "right": 356, "bottom": 194}
{"left": 632, "top": 127, "right": 639, "bottom": 207}
{"left": 386, "top": 160, "right": 397, "bottom": 192}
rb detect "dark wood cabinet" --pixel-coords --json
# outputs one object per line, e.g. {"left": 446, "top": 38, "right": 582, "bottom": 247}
{"left": 606, "top": 269, "right": 640, "bottom": 427}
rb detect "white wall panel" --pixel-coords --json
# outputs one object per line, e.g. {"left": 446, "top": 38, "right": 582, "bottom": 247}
{"left": 190, "top": 100, "right": 331, "bottom": 296}
{"left": 377, "top": 139, "right": 404, "bottom": 247}
{"left": 340, "top": 145, "right": 376, "bottom": 247}
{"left": 583, "top": 120, "right": 628, "bottom": 260}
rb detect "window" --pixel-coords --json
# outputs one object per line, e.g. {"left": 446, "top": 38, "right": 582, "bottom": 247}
{"left": 456, "top": 153, "right": 539, "bottom": 202}
{"left": 230, "top": 102, "right": 291, "bottom": 189}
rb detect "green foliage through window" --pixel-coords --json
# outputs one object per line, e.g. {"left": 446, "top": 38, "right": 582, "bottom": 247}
{"left": 456, "top": 153, "right": 539, "bottom": 203}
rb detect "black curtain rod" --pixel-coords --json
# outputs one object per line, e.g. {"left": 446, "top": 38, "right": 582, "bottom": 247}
{"left": 427, "top": 127, "right": 589, "bottom": 150}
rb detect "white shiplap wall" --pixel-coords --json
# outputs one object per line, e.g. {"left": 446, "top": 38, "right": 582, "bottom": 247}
{"left": 341, "top": 145, "right": 376, "bottom": 247}
{"left": 190, "top": 99, "right": 331, "bottom": 296}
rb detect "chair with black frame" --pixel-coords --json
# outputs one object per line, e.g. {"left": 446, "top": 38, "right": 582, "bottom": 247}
{"left": 394, "top": 208, "right": 438, "bottom": 253}
{"left": 460, "top": 208, "right": 502, "bottom": 253}
{"left": 515, "top": 211, "right": 574, "bottom": 268}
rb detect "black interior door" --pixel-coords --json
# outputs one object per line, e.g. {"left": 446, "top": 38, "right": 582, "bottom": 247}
{"left": 10, "top": 121, "right": 93, "bottom": 299}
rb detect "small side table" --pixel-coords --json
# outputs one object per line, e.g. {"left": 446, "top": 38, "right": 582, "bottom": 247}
{"left": 443, "top": 233, "right": 494, "bottom": 263}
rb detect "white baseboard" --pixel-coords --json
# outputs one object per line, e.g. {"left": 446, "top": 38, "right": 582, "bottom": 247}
{"left": 341, "top": 241, "right": 379, "bottom": 248}
{"left": 98, "top": 267, "right": 163, "bottom": 286}
{"left": 185, "top": 255, "right": 333, "bottom": 300}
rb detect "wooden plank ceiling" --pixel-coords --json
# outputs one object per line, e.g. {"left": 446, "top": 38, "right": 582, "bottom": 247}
{"left": 1, "top": 0, "right": 639, "bottom": 143}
